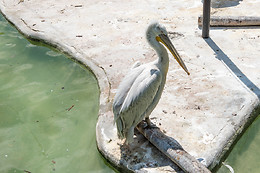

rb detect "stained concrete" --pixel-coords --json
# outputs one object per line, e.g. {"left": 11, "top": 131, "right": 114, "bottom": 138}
{"left": 1, "top": 0, "right": 259, "bottom": 172}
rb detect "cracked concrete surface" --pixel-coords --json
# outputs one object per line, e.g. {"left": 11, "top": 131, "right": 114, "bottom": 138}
{"left": 1, "top": 0, "right": 259, "bottom": 172}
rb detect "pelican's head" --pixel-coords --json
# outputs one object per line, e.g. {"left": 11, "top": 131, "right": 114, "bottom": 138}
{"left": 146, "top": 22, "right": 190, "bottom": 75}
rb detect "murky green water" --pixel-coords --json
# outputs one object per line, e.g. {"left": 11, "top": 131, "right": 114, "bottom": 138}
{"left": 0, "top": 14, "right": 114, "bottom": 173}
{"left": 217, "top": 115, "right": 260, "bottom": 173}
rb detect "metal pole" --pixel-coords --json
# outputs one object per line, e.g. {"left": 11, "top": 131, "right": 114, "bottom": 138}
{"left": 202, "top": 0, "right": 211, "bottom": 38}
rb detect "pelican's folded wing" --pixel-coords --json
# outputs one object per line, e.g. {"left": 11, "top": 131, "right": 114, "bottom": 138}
{"left": 117, "top": 67, "right": 162, "bottom": 127}
{"left": 113, "top": 66, "right": 145, "bottom": 121}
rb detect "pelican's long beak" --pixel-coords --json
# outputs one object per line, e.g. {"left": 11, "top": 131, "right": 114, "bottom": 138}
{"left": 156, "top": 34, "right": 190, "bottom": 75}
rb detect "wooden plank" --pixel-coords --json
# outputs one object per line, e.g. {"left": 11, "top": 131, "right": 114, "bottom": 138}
{"left": 136, "top": 121, "right": 211, "bottom": 173}
{"left": 198, "top": 16, "right": 260, "bottom": 27}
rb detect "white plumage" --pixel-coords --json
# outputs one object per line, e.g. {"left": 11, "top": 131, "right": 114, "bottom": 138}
{"left": 113, "top": 22, "right": 190, "bottom": 144}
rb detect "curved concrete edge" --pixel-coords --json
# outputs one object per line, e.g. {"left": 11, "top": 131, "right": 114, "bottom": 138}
{"left": 0, "top": 3, "right": 162, "bottom": 173}
{"left": 208, "top": 101, "right": 260, "bottom": 170}
{"left": 96, "top": 93, "right": 260, "bottom": 172}
{"left": 0, "top": 4, "right": 111, "bottom": 113}
{"left": 96, "top": 111, "right": 183, "bottom": 173}
{"left": 0, "top": 5, "right": 114, "bottom": 170}
{"left": 1, "top": 4, "right": 178, "bottom": 173}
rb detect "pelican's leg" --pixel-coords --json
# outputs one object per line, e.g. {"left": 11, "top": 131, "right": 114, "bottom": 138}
{"left": 125, "top": 126, "right": 134, "bottom": 144}
{"left": 145, "top": 117, "right": 158, "bottom": 128}
{"left": 121, "top": 127, "right": 135, "bottom": 150}
{"left": 145, "top": 117, "right": 152, "bottom": 126}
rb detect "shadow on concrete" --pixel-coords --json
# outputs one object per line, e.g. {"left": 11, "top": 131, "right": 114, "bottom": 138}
{"left": 118, "top": 125, "right": 184, "bottom": 173}
{"left": 204, "top": 37, "right": 260, "bottom": 99}
{"left": 201, "top": 0, "right": 243, "bottom": 8}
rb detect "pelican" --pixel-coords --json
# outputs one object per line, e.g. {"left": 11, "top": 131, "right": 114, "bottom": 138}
{"left": 113, "top": 22, "right": 190, "bottom": 144}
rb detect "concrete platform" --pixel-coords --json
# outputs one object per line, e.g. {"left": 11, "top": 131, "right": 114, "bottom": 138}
{"left": 1, "top": 0, "right": 259, "bottom": 172}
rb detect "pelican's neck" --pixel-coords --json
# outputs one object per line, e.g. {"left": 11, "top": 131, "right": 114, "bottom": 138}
{"left": 148, "top": 36, "right": 169, "bottom": 73}
{"left": 151, "top": 40, "right": 169, "bottom": 94}
{"left": 146, "top": 27, "right": 169, "bottom": 74}
{"left": 155, "top": 43, "right": 169, "bottom": 67}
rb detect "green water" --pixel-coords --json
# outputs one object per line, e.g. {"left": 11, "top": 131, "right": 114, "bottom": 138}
{"left": 217, "top": 115, "right": 260, "bottom": 173}
{"left": 0, "top": 14, "right": 114, "bottom": 173}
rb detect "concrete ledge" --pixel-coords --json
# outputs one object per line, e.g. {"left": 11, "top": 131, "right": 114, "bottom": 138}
{"left": 1, "top": 0, "right": 260, "bottom": 172}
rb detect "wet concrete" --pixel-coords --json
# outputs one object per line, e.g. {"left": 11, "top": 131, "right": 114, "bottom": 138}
{"left": 1, "top": 0, "right": 259, "bottom": 172}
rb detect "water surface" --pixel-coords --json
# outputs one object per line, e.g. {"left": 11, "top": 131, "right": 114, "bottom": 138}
{"left": 217, "top": 115, "right": 260, "bottom": 173}
{"left": 0, "top": 14, "right": 114, "bottom": 173}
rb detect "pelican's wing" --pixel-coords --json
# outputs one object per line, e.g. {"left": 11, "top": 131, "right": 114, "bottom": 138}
{"left": 114, "top": 65, "right": 162, "bottom": 125}
{"left": 113, "top": 66, "right": 145, "bottom": 119}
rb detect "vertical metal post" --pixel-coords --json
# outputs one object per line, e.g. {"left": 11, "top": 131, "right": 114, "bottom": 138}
{"left": 202, "top": 0, "right": 211, "bottom": 38}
